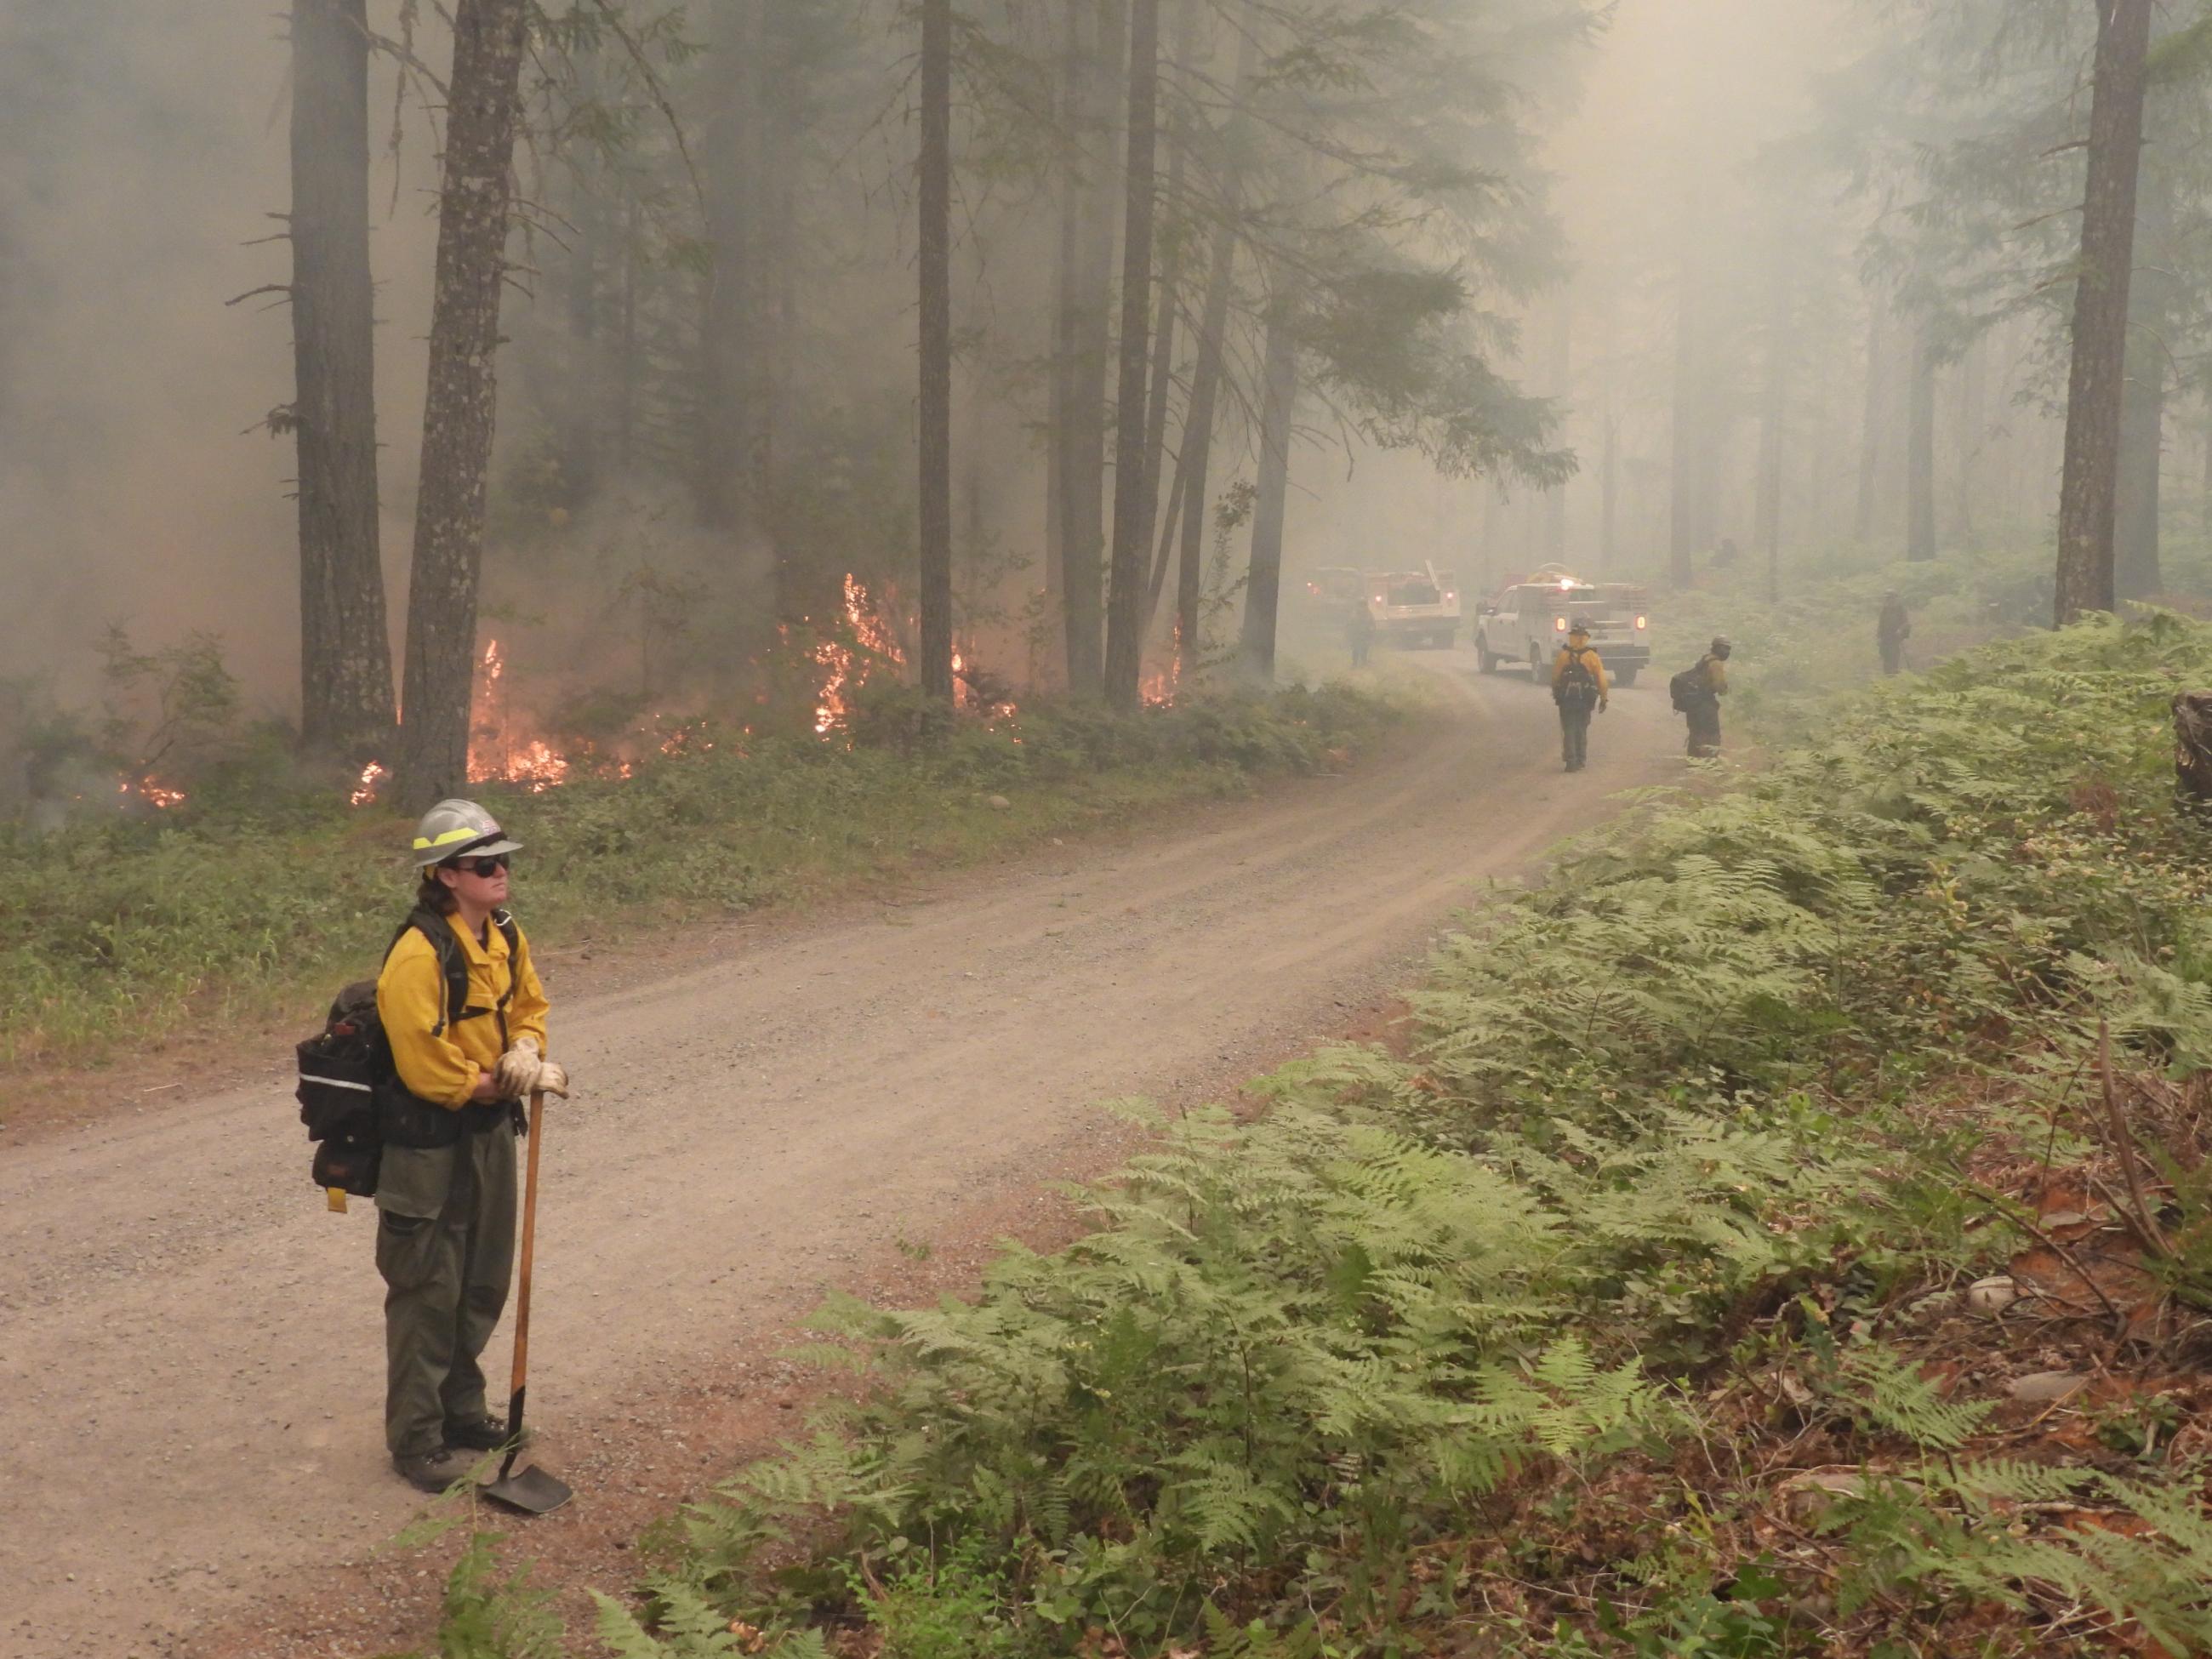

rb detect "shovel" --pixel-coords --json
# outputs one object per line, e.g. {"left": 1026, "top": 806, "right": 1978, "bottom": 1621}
{"left": 481, "top": 1089, "right": 573, "bottom": 1515}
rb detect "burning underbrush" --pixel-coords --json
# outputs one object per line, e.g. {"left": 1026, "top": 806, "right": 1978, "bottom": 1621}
{"left": 0, "top": 653, "right": 1400, "bottom": 1075}
{"left": 345, "top": 573, "right": 1183, "bottom": 813}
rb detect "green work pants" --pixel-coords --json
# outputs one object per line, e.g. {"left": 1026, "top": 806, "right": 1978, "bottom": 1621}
{"left": 1559, "top": 704, "right": 1592, "bottom": 770}
{"left": 1686, "top": 700, "right": 1723, "bottom": 758}
{"left": 374, "top": 1126, "right": 518, "bottom": 1459}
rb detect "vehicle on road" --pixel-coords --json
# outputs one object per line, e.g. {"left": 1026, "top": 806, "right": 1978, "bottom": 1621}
{"left": 1306, "top": 562, "right": 1462, "bottom": 650}
{"left": 1474, "top": 565, "right": 1651, "bottom": 687}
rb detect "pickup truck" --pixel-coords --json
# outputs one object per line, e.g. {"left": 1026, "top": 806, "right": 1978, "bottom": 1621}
{"left": 1474, "top": 566, "right": 1651, "bottom": 687}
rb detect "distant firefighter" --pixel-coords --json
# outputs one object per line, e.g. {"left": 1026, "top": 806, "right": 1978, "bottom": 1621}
{"left": 1878, "top": 590, "right": 1911, "bottom": 676}
{"left": 1345, "top": 597, "right": 1377, "bottom": 669}
{"left": 1550, "top": 619, "right": 1609, "bottom": 773}
{"left": 1669, "top": 636, "right": 1731, "bottom": 758}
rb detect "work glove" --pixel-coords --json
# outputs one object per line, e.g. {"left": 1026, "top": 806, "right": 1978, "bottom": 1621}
{"left": 493, "top": 1037, "right": 545, "bottom": 1101}
{"left": 534, "top": 1060, "right": 572, "bottom": 1099}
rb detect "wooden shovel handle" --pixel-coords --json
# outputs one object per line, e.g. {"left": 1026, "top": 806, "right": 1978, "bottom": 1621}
{"left": 509, "top": 1089, "right": 546, "bottom": 1400}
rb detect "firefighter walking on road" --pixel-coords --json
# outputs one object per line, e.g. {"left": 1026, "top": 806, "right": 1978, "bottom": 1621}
{"left": 1551, "top": 619, "right": 1609, "bottom": 773}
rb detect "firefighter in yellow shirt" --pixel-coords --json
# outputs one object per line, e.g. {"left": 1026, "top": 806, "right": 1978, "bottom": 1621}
{"left": 374, "top": 798, "right": 568, "bottom": 1494}
{"left": 1550, "top": 619, "right": 1610, "bottom": 773}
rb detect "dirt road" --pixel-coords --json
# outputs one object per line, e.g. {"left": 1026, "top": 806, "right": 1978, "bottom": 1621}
{"left": 0, "top": 662, "right": 1679, "bottom": 1658}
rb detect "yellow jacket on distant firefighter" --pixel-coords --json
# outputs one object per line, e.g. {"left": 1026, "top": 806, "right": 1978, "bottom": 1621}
{"left": 377, "top": 913, "right": 551, "bottom": 1109}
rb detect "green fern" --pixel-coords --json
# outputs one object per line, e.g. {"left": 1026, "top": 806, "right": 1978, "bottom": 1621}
{"left": 1835, "top": 1345, "right": 1993, "bottom": 1451}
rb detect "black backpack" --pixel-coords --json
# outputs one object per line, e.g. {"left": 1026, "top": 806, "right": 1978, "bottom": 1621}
{"left": 1669, "top": 662, "right": 1707, "bottom": 713}
{"left": 295, "top": 907, "right": 522, "bottom": 1203}
{"left": 1554, "top": 649, "right": 1599, "bottom": 710}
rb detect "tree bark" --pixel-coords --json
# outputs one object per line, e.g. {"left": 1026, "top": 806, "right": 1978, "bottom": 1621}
{"left": 2116, "top": 158, "right": 2173, "bottom": 601}
{"left": 698, "top": 0, "right": 778, "bottom": 653}
{"left": 1131, "top": 0, "right": 1200, "bottom": 644}
{"left": 1948, "top": 335, "right": 1984, "bottom": 548}
{"left": 290, "top": 0, "right": 393, "bottom": 756}
{"left": 1101, "top": 0, "right": 1161, "bottom": 710}
{"left": 917, "top": 0, "right": 955, "bottom": 701}
{"left": 1667, "top": 257, "right": 1710, "bottom": 587}
{"left": 1054, "top": 0, "right": 1126, "bottom": 699}
{"left": 2055, "top": 0, "right": 2153, "bottom": 626}
{"left": 1543, "top": 295, "right": 1571, "bottom": 563}
{"left": 1907, "top": 327, "right": 1937, "bottom": 563}
{"left": 1754, "top": 260, "right": 1789, "bottom": 603}
{"left": 396, "top": 0, "right": 530, "bottom": 810}
{"left": 1854, "top": 299, "right": 1888, "bottom": 544}
{"left": 1599, "top": 408, "right": 1619, "bottom": 578}
{"left": 1239, "top": 306, "right": 1297, "bottom": 681}
{"left": 2116, "top": 338, "right": 2164, "bottom": 599}
{"left": 1172, "top": 190, "right": 1235, "bottom": 680}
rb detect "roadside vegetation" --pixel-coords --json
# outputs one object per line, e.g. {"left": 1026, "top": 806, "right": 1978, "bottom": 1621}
{"left": 1650, "top": 536, "right": 2212, "bottom": 744}
{"left": 0, "top": 676, "right": 1404, "bottom": 1079}
{"left": 436, "top": 601, "right": 2212, "bottom": 1657}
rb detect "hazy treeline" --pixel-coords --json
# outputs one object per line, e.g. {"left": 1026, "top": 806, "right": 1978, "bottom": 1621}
{"left": 4, "top": 0, "right": 2208, "bottom": 807}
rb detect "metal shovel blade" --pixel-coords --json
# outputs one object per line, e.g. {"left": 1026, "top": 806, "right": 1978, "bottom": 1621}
{"left": 481, "top": 1459, "right": 573, "bottom": 1515}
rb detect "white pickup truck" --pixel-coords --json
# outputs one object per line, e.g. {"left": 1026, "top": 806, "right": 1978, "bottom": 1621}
{"left": 1474, "top": 566, "right": 1651, "bottom": 687}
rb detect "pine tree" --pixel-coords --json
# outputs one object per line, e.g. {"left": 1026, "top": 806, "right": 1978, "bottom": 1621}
{"left": 396, "top": 0, "right": 532, "bottom": 807}
{"left": 288, "top": 0, "right": 393, "bottom": 756}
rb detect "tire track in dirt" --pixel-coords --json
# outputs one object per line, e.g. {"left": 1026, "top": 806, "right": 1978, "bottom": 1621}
{"left": 0, "top": 661, "right": 1679, "bottom": 1659}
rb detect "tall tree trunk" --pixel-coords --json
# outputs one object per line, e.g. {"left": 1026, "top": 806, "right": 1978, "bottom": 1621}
{"left": 1599, "top": 408, "right": 1620, "bottom": 578}
{"left": 615, "top": 194, "right": 641, "bottom": 476}
{"left": 1103, "top": 0, "right": 1161, "bottom": 710}
{"left": 1667, "top": 257, "right": 1706, "bottom": 587}
{"left": 2055, "top": 0, "right": 2153, "bottom": 625}
{"left": 698, "top": 1, "right": 779, "bottom": 645}
{"left": 1173, "top": 203, "right": 1235, "bottom": 677}
{"left": 2116, "top": 340, "right": 2164, "bottom": 599}
{"left": 1854, "top": 299, "right": 1888, "bottom": 544}
{"left": 1948, "top": 335, "right": 1984, "bottom": 548}
{"left": 1057, "top": 0, "right": 1126, "bottom": 698}
{"left": 2117, "top": 159, "right": 2173, "bottom": 601}
{"left": 396, "top": 0, "right": 530, "bottom": 810}
{"left": 1907, "top": 328, "right": 1937, "bottom": 563}
{"left": 1240, "top": 306, "right": 1297, "bottom": 681}
{"left": 1543, "top": 295, "right": 1571, "bottom": 563}
{"left": 1754, "top": 259, "right": 1789, "bottom": 603}
{"left": 290, "top": 0, "right": 393, "bottom": 755}
{"left": 2200, "top": 391, "right": 2212, "bottom": 536}
{"left": 1132, "top": 0, "right": 1200, "bottom": 642}
{"left": 917, "top": 0, "right": 955, "bottom": 701}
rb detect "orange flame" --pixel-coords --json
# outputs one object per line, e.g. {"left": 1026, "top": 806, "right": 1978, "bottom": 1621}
{"left": 813, "top": 575, "right": 905, "bottom": 737}
{"left": 467, "top": 638, "right": 573, "bottom": 792}
{"left": 350, "top": 761, "right": 388, "bottom": 808}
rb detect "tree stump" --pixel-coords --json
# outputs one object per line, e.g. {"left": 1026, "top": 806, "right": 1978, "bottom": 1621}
{"left": 2173, "top": 691, "right": 2212, "bottom": 811}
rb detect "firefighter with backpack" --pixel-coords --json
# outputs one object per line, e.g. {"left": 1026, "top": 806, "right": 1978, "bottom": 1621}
{"left": 1669, "top": 636, "right": 1732, "bottom": 758}
{"left": 1550, "top": 619, "right": 1610, "bottom": 773}
{"left": 374, "top": 799, "right": 569, "bottom": 1494}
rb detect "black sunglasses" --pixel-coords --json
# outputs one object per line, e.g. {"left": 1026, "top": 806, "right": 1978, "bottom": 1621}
{"left": 446, "top": 854, "right": 510, "bottom": 878}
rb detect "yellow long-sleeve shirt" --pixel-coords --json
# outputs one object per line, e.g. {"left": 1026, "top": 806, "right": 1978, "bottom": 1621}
{"left": 376, "top": 910, "right": 550, "bottom": 1109}
{"left": 1551, "top": 644, "right": 1610, "bottom": 704}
